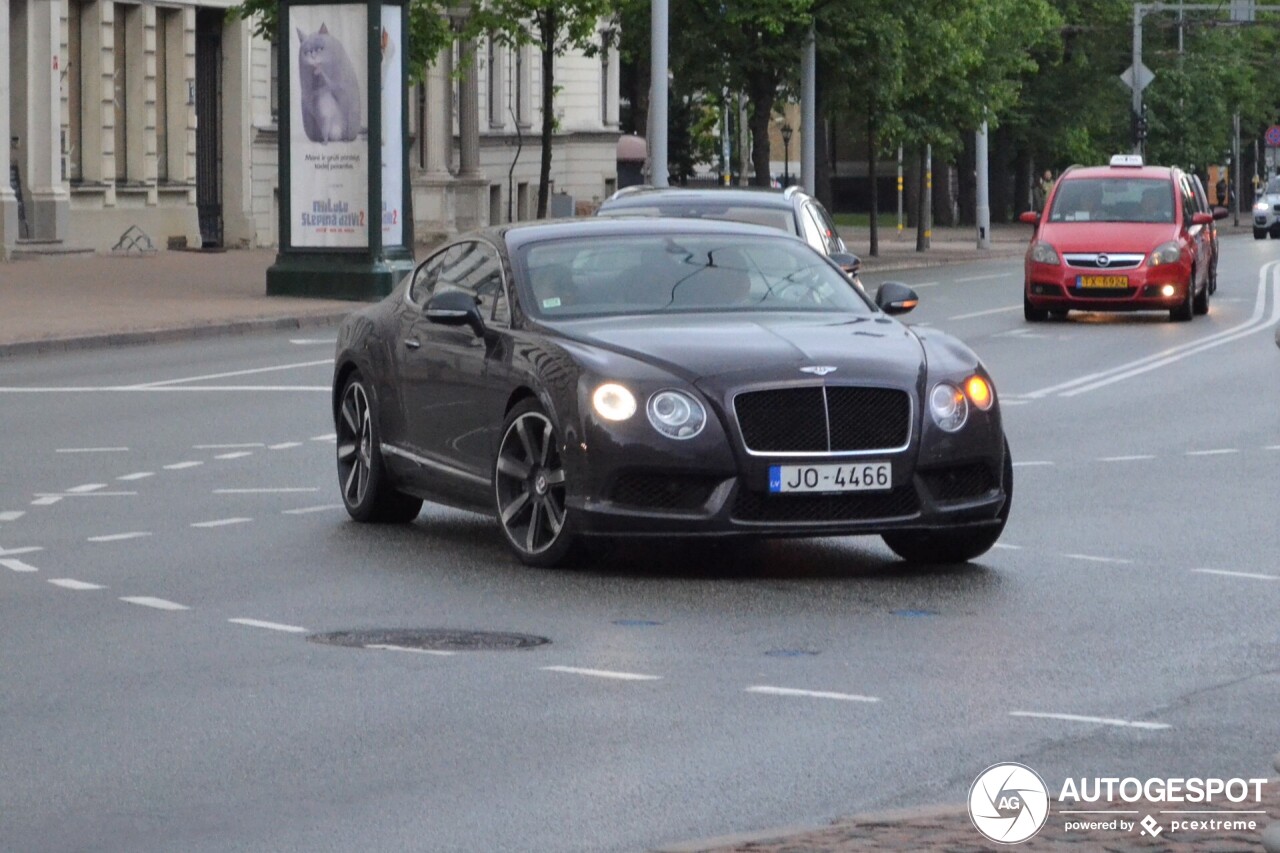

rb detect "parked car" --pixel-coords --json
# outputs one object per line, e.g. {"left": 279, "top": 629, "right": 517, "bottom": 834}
{"left": 1189, "top": 173, "right": 1222, "bottom": 295}
{"left": 596, "top": 186, "right": 863, "bottom": 281}
{"left": 1252, "top": 176, "right": 1280, "bottom": 239}
{"left": 331, "top": 218, "right": 1011, "bottom": 567}
{"left": 1019, "top": 155, "right": 1227, "bottom": 322}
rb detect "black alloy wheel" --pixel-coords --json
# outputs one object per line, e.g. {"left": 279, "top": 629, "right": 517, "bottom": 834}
{"left": 881, "top": 439, "right": 1013, "bottom": 564}
{"left": 494, "top": 400, "right": 576, "bottom": 567}
{"left": 336, "top": 373, "right": 422, "bottom": 523}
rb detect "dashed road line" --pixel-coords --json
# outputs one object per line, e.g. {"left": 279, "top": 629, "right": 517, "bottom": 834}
{"left": 48, "top": 579, "right": 106, "bottom": 590}
{"left": 0, "top": 546, "right": 43, "bottom": 557}
{"left": 128, "top": 359, "right": 333, "bottom": 389}
{"left": 56, "top": 447, "right": 128, "bottom": 453}
{"left": 164, "top": 461, "right": 204, "bottom": 470}
{"left": 66, "top": 484, "right": 108, "bottom": 493}
{"left": 190, "top": 517, "right": 253, "bottom": 528}
{"left": 1062, "top": 553, "right": 1134, "bottom": 565}
{"left": 540, "top": 665, "right": 662, "bottom": 682}
{"left": 214, "top": 488, "right": 320, "bottom": 494}
{"left": 195, "top": 443, "right": 265, "bottom": 450}
{"left": 120, "top": 596, "right": 189, "bottom": 611}
{"left": 268, "top": 442, "right": 303, "bottom": 450}
{"left": 310, "top": 433, "right": 337, "bottom": 443}
{"left": 87, "top": 532, "right": 152, "bottom": 543}
{"left": 117, "top": 472, "right": 155, "bottom": 481}
{"left": 1192, "top": 569, "right": 1277, "bottom": 581}
{"left": 31, "top": 497, "right": 62, "bottom": 506}
{"left": 1, "top": 558, "right": 40, "bottom": 573}
{"left": 34, "top": 491, "right": 137, "bottom": 498}
{"left": 746, "top": 685, "right": 880, "bottom": 703}
{"left": 948, "top": 304, "right": 1021, "bottom": 321}
{"left": 1010, "top": 711, "right": 1169, "bottom": 730}
{"left": 365, "top": 644, "right": 456, "bottom": 656}
{"left": 214, "top": 451, "right": 254, "bottom": 460}
{"left": 0, "top": 511, "right": 24, "bottom": 522}
{"left": 952, "top": 273, "right": 1009, "bottom": 283}
{"left": 1186, "top": 448, "right": 1239, "bottom": 457}
{"left": 1099, "top": 454, "right": 1156, "bottom": 462}
{"left": 282, "top": 504, "right": 344, "bottom": 515}
{"left": 993, "top": 543, "right": 1022, "bottom": 550}
{"left": 1012, "top": 461, "right": 1054, "bottom": 468}
{"left": 228, "top": 618, "right": 309, "bottom": 633}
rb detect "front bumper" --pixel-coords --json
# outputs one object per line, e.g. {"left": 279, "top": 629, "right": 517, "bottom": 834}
{"left": 1025, "top": 261, "right": 1190, "bottom": 312}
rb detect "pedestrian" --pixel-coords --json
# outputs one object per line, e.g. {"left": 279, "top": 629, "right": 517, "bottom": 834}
{"left": 1033, "top": 169, "right": 1053, "bottom": 211}
{"left": 1216, "top": 175, "right": 1228, "bottom": 208}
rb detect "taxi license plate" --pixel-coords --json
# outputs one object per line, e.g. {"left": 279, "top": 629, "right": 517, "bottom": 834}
{"left": 768, "top": 462, "right": 892, "bottom": 493}
{"left": 1077, "top": 274, "right": 1128, "bottom": 289}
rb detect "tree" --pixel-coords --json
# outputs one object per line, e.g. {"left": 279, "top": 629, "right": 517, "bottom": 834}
{"left": 472, "top": 0, "right": 617, "bottom": 217}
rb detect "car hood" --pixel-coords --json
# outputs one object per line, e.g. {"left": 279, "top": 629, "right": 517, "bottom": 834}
{"left": 550, "top": 312, "right": 926, "bottom": 389}
{"left": 1037, "top": 222, "right": 1178, "bottom": 254}
{"left": 1254, "top": 194, "right": 1280, "bottom": 207}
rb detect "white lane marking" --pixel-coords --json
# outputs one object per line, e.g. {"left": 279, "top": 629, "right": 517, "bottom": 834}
{"left": 66, "top": 483, "right": 108, "bottom": 493}
{"left": 127, "top": 359, "right": 334, "bottom": 389}
{"left": 365, "top": 644, "right": 457, "bottom": 656}
{"left": 56, "top": 447, "right": 128, "bottom": 453}
{"left": 1099, "top": 454, "right": 1156, "bottom": 462}
{"left": 1062, "top": 553, "right": 1134, "bottom": 565}
{"left": 0, "top": 385, "right": 330, "bottom": 393}
{"left": 1186, "top": 448, "right": 1239, "bottom": 457}
{"left": 214, "top": 488, "right": 320, "bottom": 494}
{"left": 49, "top": 578, "right": 105, "bottom": 590}
{"left": 289, "top": 338, "right": 335, "bottom": 345}
{"left": 30, "top": 497, "right": 61, "bottom": 506}
{"left": 1012, "top": 460, "right": 1054, "bottom": 467}
{"left": 214, "top": 451, "right": 254, "bottom": 460}
{"left": 190, "top": 517, "right": 253, "bottom": 528}
{"left": 1010, "top": 711, "right": 1169, "bottom": 730}
{"left": 953, "top": 273, "right": 1010, "bottom": 283}
{"left": 228, "top": 618, "right": 308, "bottom": 633}
{"left": 1192, "top": 568, "right": 1277, "bottom": 581}
{"left": 1026, "top": 260, "right": 1280, "bottom": 399}
{"left": 540, "top": 665, "right": 661, "bottom": 681}
{"left": 909, "top": 281, "right": 940, "bottom": 288}
{"left": 948, "top": 304, "right": 1022, "bottom": 321}
{"left": 746, "top": 685, "right": 880, "bottom": 703}
{"left": 1, "top": 558, "right": 40, "bottom": 572}
{"left": 120, "top": 596, "right": 189, "bottom": 611}
{"left": 282, "top": 504, "right": 344, "bottom": 515}
{"left": 1266, "top": 445, "right": 1280, "bottom": 451}
{"left": 268, "top": 442, "right": 303, "bottom": 450}
{"left": 164, "top": 461, "right": 204, "bottom": 470}
{"left": 0, "top": 546, "right": 43, "bottom": 557}
{"left": 87, "top": 532, "right": 151, "bottom": 543}
{"left": 118, "top": 472, "right": 155, "bottom": 481}
{"left": 993, "top": 543, "right": 1022, "bottom": 550}
{"left": 311, "top": 433, "right": 337, "bottom": 442}
{"left": 1000, "top": 399, "right": 1032, "bottom": 406}
{"left": 195, "top": 443, "right": 265, "bottom": 449}
{"left": 0, "top": 511, "right": 24, "bottom": 522}
{"left": 34, "top": 491, "right": 137, "bottom": 498}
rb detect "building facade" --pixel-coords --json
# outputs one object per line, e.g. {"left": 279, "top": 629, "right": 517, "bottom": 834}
{"left": 1, "top": 0, "right": 620, "bottom": 258}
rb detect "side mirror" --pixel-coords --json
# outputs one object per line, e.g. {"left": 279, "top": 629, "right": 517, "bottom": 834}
{"left": 425, "top": 289, "right": 485, "bottom": 336}
{"left": 1211, "top": 206, "right": 1229, "bottom": 221}
{"left": 875, "top": 281, "right": 919, "bottom": 316}
{"left": 1019, "top": 211, "right": 1041, "bottom": 225}
{"left": 1191, "top": 211, "right": 1214, "bottom": 226}
{"left": 829, "top": 251, "right": 861, "bottom": 277}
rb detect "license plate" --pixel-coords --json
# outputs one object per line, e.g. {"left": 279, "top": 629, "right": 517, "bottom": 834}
{"left": 1077, "top": 274, "right": 1128, "bottom": 288}
{"left": 768, "top": 462, "right": 892, "bottom": 493}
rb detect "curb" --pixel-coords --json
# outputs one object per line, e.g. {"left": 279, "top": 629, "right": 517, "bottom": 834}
{"left": 0, "top": 311, "right": 351, "bottom": 358}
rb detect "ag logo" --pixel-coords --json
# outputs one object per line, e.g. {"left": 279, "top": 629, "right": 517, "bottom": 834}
{"left": 968, "top": 762, "right": 1050, "bottom": 844}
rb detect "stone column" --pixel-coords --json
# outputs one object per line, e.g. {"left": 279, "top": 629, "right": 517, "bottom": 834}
{"left": 0, "top": 0, "right": 19, "bottom": 255}
{"left": 21, "top": 0, "right": 70, "bottom": 240}
{"left": 456, "top": 35, "right": 480, "bottom": 178}
{"left": 423, "top": 47, "right": 451, "bottom": 178}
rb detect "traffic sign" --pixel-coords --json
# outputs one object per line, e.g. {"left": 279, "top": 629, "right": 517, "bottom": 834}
{"left": 1266, "top": 125, "right": 1280, "bottom": 147}
{"left": 1119, "top": 62, "right": 1155, "bottom": 93}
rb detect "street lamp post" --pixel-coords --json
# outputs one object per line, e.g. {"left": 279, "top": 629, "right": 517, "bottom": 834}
{"left": 781, "top": 124, "right": 793, "bottom": 187}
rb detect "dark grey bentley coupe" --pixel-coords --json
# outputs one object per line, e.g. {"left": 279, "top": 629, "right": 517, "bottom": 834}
{"left": 332, "top": 217, "right": 1011, "bottom": 567}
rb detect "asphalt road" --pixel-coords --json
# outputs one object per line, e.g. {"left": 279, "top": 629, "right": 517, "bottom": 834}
{"left": 2, "top": 235, "right": 1278, "bottom": 853}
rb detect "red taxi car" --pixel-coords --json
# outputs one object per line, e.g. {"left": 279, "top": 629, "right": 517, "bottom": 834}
{"left": 1020, "top": 156, "right": 1226, "bottom": 322}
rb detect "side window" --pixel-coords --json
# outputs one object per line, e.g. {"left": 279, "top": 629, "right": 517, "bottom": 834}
{"left": 798, "top": 205, "right": 827, "bottom": 252}
{"left": 408, "top": 248, "right": 450, "bottom": 307}
{"left": 812, "top": 202, "right": 846, "bottom": 253}
{"left": 1180, "top": 178, "right": 1197, "bottom": 223}
{"left": 435, "top": 241, "right": 509, "bottom": 326}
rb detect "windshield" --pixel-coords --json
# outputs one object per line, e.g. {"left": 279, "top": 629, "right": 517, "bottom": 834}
{"left": 517, "top": 234, "right": 871, "bottom": 319}
{"left": 597, "top": 204, "right": 796, "bottom": 234}
{"left": 1047, "top": 178, "right": 1174, "bottom": 223}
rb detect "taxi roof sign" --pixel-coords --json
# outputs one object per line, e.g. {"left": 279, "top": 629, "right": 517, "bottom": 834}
{"left": 1110, "top": 154, "right": 1144, "bottom": 167}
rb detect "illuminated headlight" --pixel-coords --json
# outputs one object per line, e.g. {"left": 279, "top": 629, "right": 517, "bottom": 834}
{"left": 929, "top": 382, "right": 968, "bottom": 432}
{"left": 1148, "top": 241, "right": 1182, "bottom": 266}
{"left": 964, "top": 375, "right": 994, "bottom": 411}
{"left": 1029, "top": 241, "right": 1060, "bottom": 265}
{"left": 1255, "top": 203, "right": 1268, "bottom": 212}
{"left": 646, "top": 390, "right": 706, "bottom": 439}
{"left": 1161, "top": 284, "right": 1176, "bottom": 297}
{"left": 592, "top": 383, "right": 636, "bottom": 421}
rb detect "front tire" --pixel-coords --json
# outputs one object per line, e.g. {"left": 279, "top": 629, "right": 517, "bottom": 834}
{"left": 1170, "top": 275, "right": 1195, "bottom": 322}
{"left": 1193, "top": 275, "right": 1209, "bottom": 315}
{"left": 1255, "top": 228, "right": 1267, "bottom": 240}
{"left": 881, "top": 440, "right": 1013, "bottom": 564}
{"left": 494, "top": 400, "right": 577, "bottom": 567}
{"left": 1024, "top": 296, "right": 1048, "bottom": 322}
{"left": 336, "top": 373, "right": 423, "bottom": 523}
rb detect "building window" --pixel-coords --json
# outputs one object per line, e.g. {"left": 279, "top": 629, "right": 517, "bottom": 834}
{"left": 113, "top": 4, "right": 128, "bottom": 181}
{"left": 600, "top": 43, "right": 609, "bottom": 126}
{"left": 487, "top": 36, "right": 503, "bottom": 128}
{"left": 270, "top": 38, "right": 279, "bottom": 124}
{"left": 68, "top": 0, "right": 85, "bottom": 182}
{"left": 156, "top": 8, "right": 171, "bottom": 181}
{"left": 514, "top": 43, "right": 530, "bottom": 128}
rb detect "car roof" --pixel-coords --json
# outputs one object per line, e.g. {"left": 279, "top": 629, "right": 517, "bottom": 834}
{"left": 468, "top": 216, "right": 796, "bottom": 253}
{"left": 1062, "top": 164, "right": 1177, "bottom": 181}
{"left": 600, "top": 186, "right": 808, "bottom": 209}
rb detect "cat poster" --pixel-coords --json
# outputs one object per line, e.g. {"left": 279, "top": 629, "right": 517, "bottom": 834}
{"left": 289, "top": 5, "right": 369, "bottom": 248}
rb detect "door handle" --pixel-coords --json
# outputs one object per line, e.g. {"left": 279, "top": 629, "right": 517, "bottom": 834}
{"left": 404, "top": 338, "right": 421, "bottom": 350}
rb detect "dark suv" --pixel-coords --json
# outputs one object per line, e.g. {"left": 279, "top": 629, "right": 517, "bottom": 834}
{"left": 596, "top": 186, "right": 862, "bottom": 278}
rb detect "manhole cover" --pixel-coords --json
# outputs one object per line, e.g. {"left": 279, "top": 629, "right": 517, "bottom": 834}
{"left": 307, "top": 629, "right": 550, "bottom": 652}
